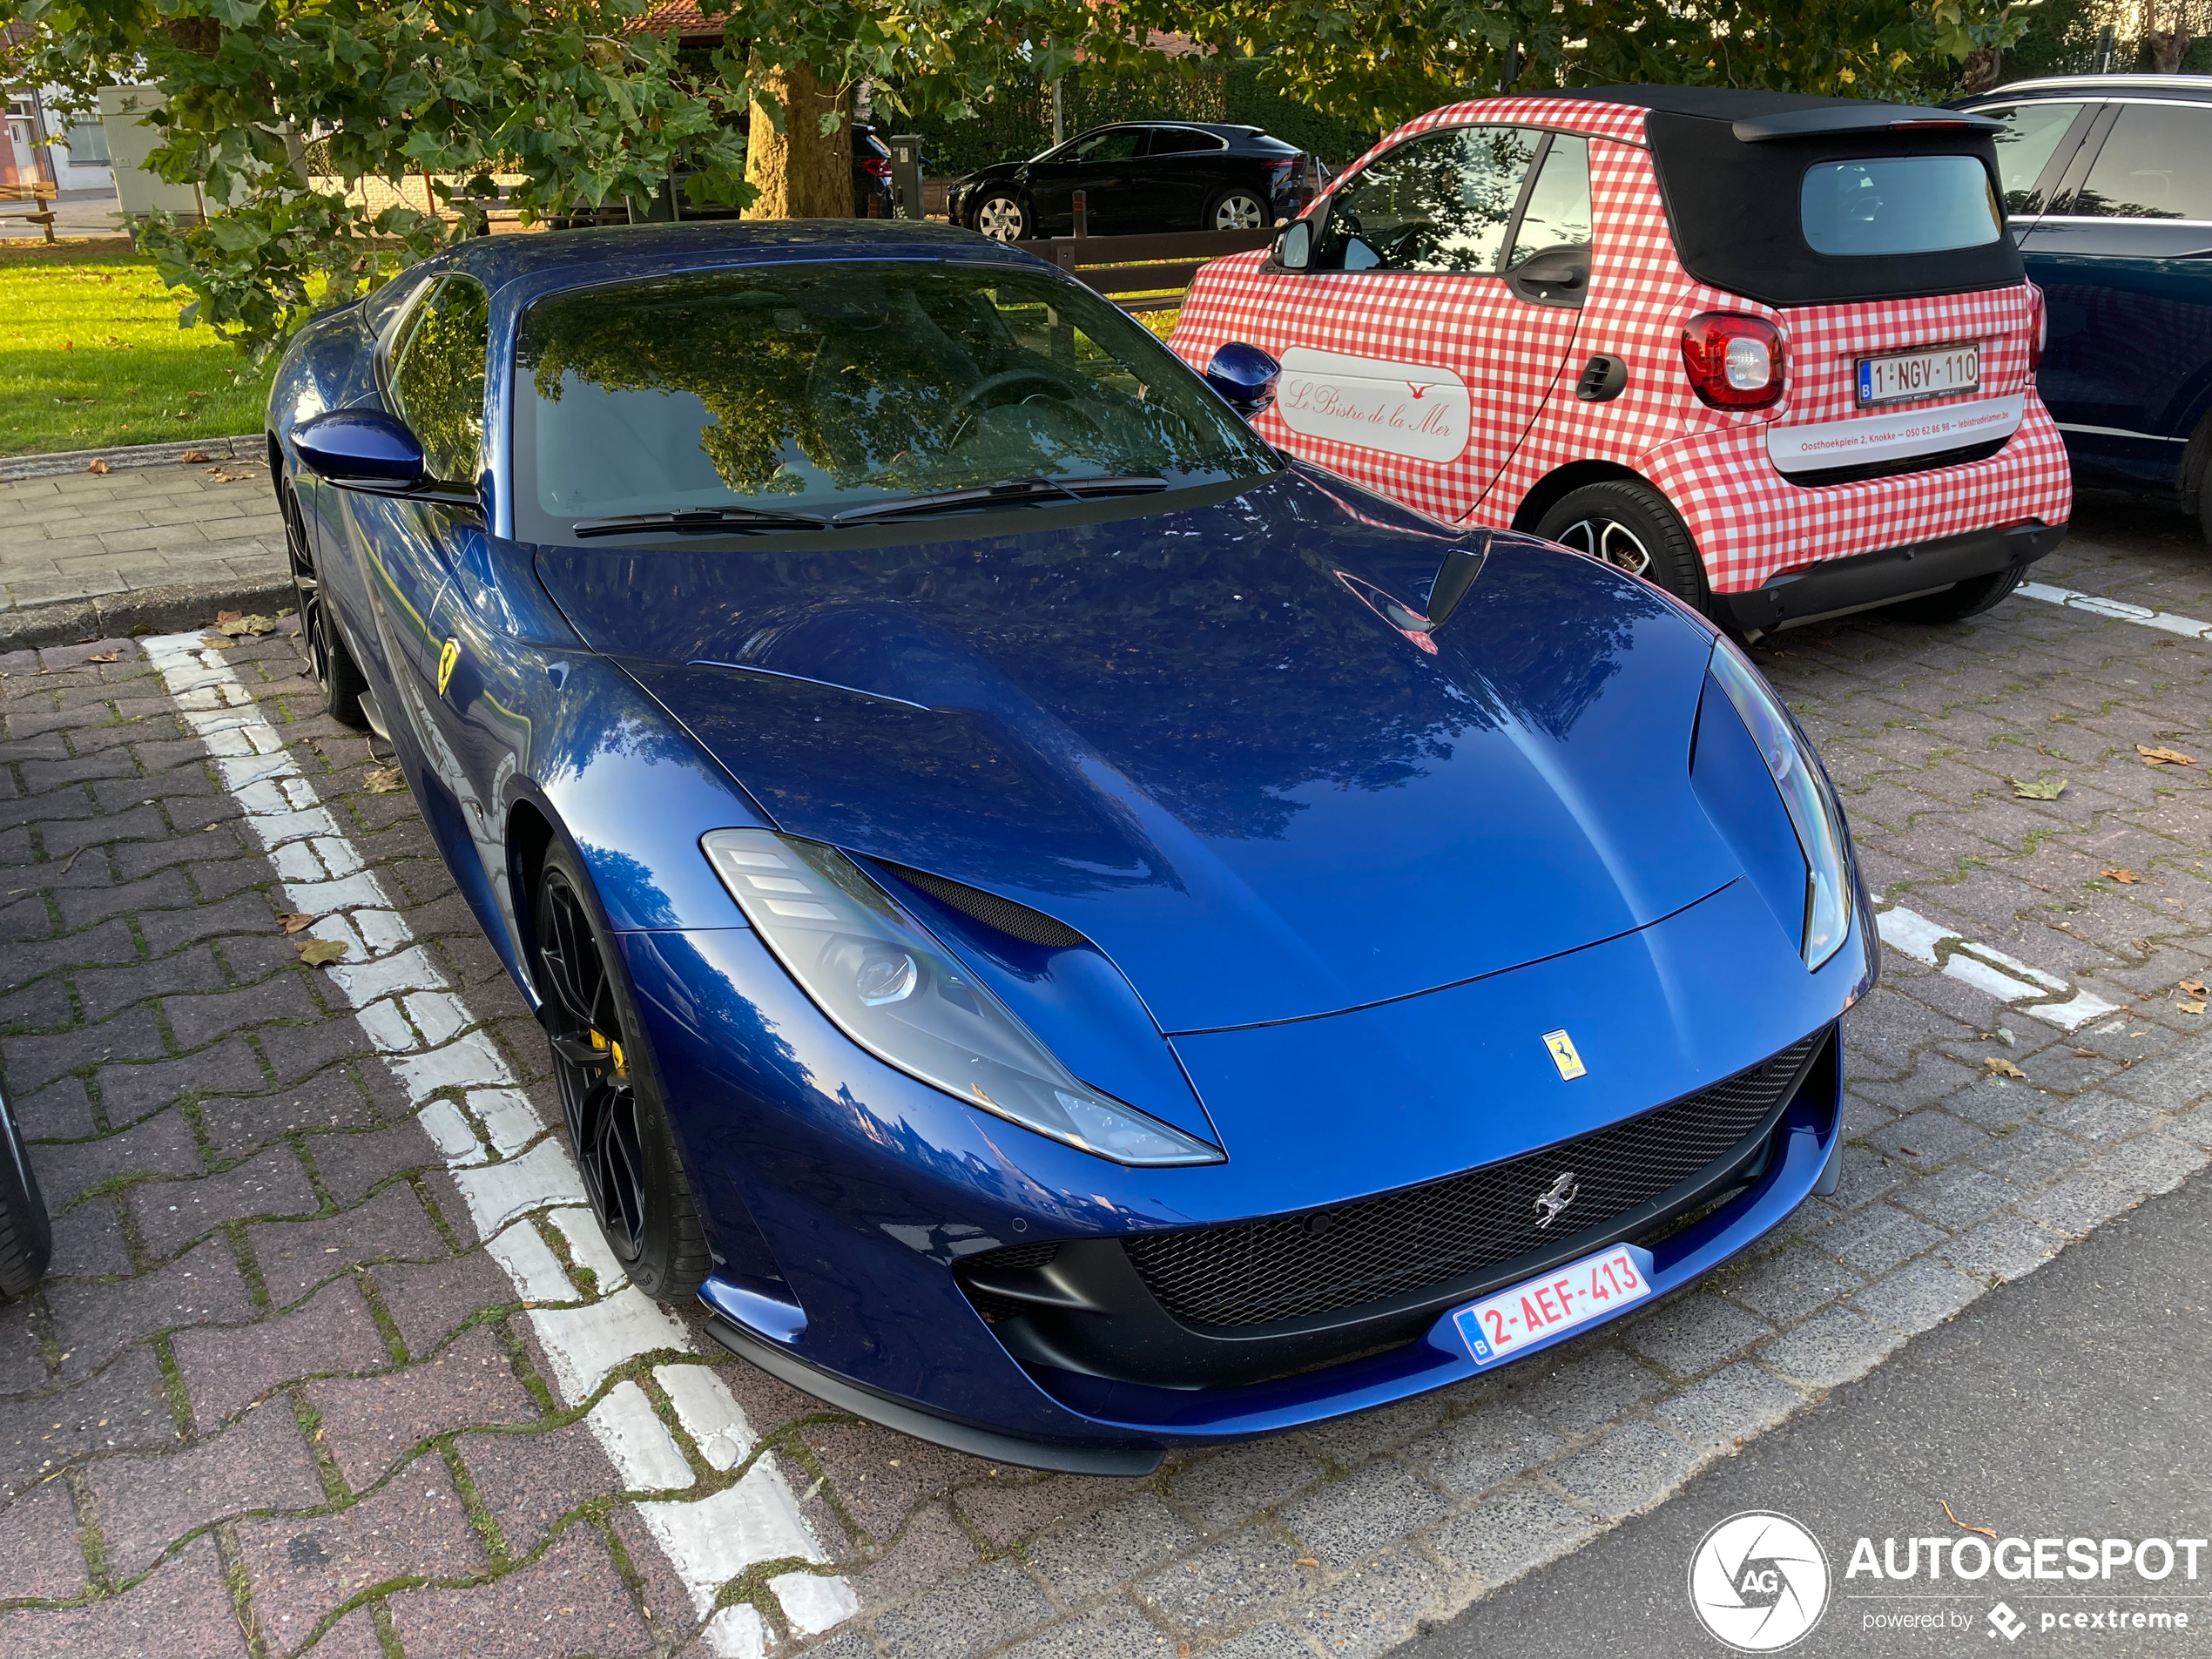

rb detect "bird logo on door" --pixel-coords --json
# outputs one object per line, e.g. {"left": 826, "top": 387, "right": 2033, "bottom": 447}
{"left": 436, "top": 637, "right": 460, "bottom": 698}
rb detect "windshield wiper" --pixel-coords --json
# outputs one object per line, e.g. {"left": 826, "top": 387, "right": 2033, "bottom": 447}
{"left": 829, "top": 475, "right": 1169, "bottom": 527}
{"left": 570, "top": 505, "right": 828, "bottom": 537}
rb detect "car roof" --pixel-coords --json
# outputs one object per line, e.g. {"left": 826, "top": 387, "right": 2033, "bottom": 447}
{"left": 1953, "top": 73, "right": 2212, "bottom": 103}
{"left": 430, "top": 219, "right": 1041, "bottom": 297}
{"left": 1520, "top": 84, "right": 1973, "bottom": 123}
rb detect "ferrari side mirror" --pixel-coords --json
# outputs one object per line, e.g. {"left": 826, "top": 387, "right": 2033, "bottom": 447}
{"left": 1204, "top": 341, "right": 1281, "bottom": 418}
{"left": 293, "top": 408, "right": 428, "bottom": 489}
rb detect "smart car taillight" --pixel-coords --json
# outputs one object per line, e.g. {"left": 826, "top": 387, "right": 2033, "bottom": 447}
{"left": 1682, "top": 314, "right": 1785, "bottom": 410}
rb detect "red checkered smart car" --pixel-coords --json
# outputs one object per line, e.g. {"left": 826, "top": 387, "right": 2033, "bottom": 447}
{"left": 1170, "top": 85, "right": 2074, "bottom": 634}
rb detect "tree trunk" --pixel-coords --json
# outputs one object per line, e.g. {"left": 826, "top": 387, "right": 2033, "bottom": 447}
{"left": 2148, "top": 27, "right": 2190, "bottom": 71}
{"left": 1960, "top": 44, "right": 2003, "bottom": 91}
{"left": 745, "top": 60, "right": 853, "bottom": 219}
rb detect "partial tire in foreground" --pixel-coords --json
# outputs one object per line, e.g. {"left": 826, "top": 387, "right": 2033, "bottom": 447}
{"left": 971, "top": 195, "right": 1028, "bottom": 241}
{"left": 530, "top": 842, "right": 709, "bottom": 1302}
{"left": 278, "top": 467, "right": 371, "bottom": 728}
{"left": 1880, "top": 563, "right": 2026, "bottom": 624}
{"left": 1534, "top": 479, "right": 1710, "bottom": 614}
{"left": 1207, "top": 189, "right": 1268, "bottom": 232}
{"left": 0, "top": 1093, "right": 51, "bottom": 1301}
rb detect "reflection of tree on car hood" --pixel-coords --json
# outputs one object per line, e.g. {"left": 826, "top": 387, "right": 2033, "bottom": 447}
{"left": 515, "top": 266, "right": 1251, "bottom": 505}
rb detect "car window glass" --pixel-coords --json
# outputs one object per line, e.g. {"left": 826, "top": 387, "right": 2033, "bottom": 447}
{"left": 1149, "top": 128, "right": 1226, "bottom": 155}
{"left": 511, "top": 264, "right": 1275, "bottom": 532}
{"left": 1507, "top": 135, "right": 1591, "bottom": 266}
{"left": 390, "top": 275, "right": 490, "bottom": 485}
{"left": 1075, "top": 129, "right": 1144, "bottom": 164}
{"left": 2072, "top": 104, "right": 2212, "bottom": 219}
{"left": 1799, "top": 156, "right": 2001, "bottom": 256}
{"left": 1324, "top": 125, "right": 1541, "bottom": 274}
{"left": 1982, "top": 102, "right": 2082, "bottom": 213}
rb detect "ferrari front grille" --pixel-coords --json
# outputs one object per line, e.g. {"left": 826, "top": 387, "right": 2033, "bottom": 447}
{"left": 1124, "top": 1031, "right": 1824, "bottom": 1330}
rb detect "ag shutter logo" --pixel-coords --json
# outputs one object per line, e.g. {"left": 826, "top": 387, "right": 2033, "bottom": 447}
{"left": 1689, "top": 1512, "right": 1832, "bottom": 1651}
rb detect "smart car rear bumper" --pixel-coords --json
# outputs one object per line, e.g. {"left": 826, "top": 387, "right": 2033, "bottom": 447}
{"left": 1716, "top": 517, "right": 2067, "bottom": 636}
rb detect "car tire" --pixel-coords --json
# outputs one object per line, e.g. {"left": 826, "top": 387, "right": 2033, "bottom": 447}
{"left": 279, "top": 470, "right": 371, "bottom": 728}
{"left": 1881, "top": 564, "right": 2026, "bottom": 624}
{"left": 1534, "top": 480, "right": 1710, "bottom": 612}
{"left": 971, "top": 194, "right": 1028, "bottom": 242}
{"left": 1207, "top": 188, "right": 1269, "bottom": 232}
{"left": 531, "top": 842, "right": 710, "bottom": 1303}
{"left": 0, "top": 1096, "right": 51, "bottom": 1302}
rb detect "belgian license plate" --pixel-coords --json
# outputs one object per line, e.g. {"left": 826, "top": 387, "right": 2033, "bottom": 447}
{"left": 1451, "top": 1243, "right": 1652, "bottom": 1368}
{"left": 1858, "top": 343, "right": 1980, "bottom": 406}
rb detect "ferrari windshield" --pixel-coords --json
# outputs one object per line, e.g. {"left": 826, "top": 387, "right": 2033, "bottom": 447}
{"left": 510, "top": 260, "right": 1275, "bottom": 535}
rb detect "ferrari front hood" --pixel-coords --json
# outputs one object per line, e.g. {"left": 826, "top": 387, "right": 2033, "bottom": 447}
{"left": 536, "top": 473, "right": 1743, "bottom": 1033}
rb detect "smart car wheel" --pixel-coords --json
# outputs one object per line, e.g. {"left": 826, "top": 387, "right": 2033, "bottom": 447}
{"left": 532, "top": 845, "right": 708, "bottom": 1301}
{"left": 1881, "top": 564, "right": 2026, "bottom": 624}
{"left": 280, "top": 472, "right": 370, "bottom": 728}
{"left": 1535, "top": 481, "right": 1710, "bottom": 612}
{"left": 1208, "top": 189, "right": 1268, "bottom": 232}
{"left": 972, "top": 194, "right": 1028, "bottom": 241}
{"left": 0, "top": 1095, "right": 51, "bottom": 1301}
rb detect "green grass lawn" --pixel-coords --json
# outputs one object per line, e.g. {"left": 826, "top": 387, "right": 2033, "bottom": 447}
{"left": 0, "top": 241, "right": 275, "bottom": 458}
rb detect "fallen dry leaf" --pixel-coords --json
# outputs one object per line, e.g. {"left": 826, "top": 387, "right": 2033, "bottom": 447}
{"left": 295, "top": 938, "right": 347, "bottom": 968}
{"left": 215, "top": 609, "right": 240, "bottom": 624}
{"left": 2182, "top": 1001, "right": 2207, "bottom": 1015}
{"left": 209, "top": 468, "right": 250, "bottom": 482}
{"left": 179, "top": 448, "right": 212, "bottom": 463}
{"left": 85, "top": 457, "right": 109, "bottom": 475}
{"left": 2012, "top": 772, "right": 2067, "bottom": 801}
{"left": 1941, "top": 1499, "right": 1997, "bottom": 1541}
{"left": 198, "top": 635, "right": 233, "bottom": 651}
{"left": 1294, "top": 1558, "right": 1320, "bottom": 1569}
{"left": 215, "top": 612, "right": 277, "bottom": 638}
{"left": 2101, "top": 867, "right": 2140, "bottom": 884}
{"left": 85, "top": 651, "right": 119, "bottom": 664}
{"left": 1985, "top": 1056, "right": 2027, "bottom": 1079}
{"left": 2182, "top": 978, "right": 2208, "bottom": 998}
{"left": 2072, "top": 1048, "right": 2096, "bottom": 1058}
{"left": 2138, "top": 744, "right": 2196, "bottom": 766}
{"left": 364, "top": 764, "right": 406, "bottom": 793}
{"left": 276, "top": 912, "right": 315, "bottom": 934}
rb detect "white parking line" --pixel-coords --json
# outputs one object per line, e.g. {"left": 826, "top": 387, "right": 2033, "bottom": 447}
{"left": 2017, "top": 581, "right": 2212, "bottom": 641}
{"left": 140, "top": 634, "right": 855, "bottom": 1656}
{"left": 1872, "top": 897, "right": 2123, "bottom": 1031}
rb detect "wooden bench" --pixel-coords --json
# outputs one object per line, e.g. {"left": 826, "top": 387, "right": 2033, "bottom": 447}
{"left": 1038, "top": 215, "right": 1278, "bottom": 314}
{"left": 0, "top": 182, "right": 59, "bottom": 244}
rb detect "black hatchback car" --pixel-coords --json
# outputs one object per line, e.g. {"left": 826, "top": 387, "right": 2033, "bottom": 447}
{"left": 1953, "top": 76, "right": 2212, "bottom": 536}
{"left": 948, "top": 122, "right": 1315, "bottom": 240}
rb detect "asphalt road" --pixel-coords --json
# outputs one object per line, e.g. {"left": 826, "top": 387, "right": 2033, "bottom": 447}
{"left": 1406, "top": 1165, "right": 2212, "bottom": 1657}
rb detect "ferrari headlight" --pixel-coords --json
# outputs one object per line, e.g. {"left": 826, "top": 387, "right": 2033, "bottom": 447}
{"left": 702, "top": 828, "right": 1224, "bottom": 1167}
{"left": 1706, "top": 640, "right": 1851, "bottom": 968}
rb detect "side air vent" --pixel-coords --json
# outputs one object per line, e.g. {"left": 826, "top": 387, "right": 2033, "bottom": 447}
{"left": 887, "top": 866, "right": 1089, "bottom": 949}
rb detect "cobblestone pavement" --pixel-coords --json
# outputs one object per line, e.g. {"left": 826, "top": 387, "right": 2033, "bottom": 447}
{"left": 0, "top": 456, "right": 287, "bottom": 632}
{"left": 3, "top": 496, "right": 2211, "bottom": 1659}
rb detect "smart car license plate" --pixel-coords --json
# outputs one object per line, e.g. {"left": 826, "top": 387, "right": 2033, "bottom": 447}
{"left": 1857, "top": 343, "right": 1979, "bottom": 406}
{"left": 1450, "top": 1244, "right": 1653, "bottom": 1368}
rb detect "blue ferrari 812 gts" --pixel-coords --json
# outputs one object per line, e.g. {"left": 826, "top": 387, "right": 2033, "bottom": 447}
{"left": 266, "top": 220, "right": 1876, "bottom": 1473}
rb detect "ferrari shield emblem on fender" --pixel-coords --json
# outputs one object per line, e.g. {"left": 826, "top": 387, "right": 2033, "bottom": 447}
{"left": 436, "top": 637, "right": 460, "bottom": 698}
{"left": 1542, "top": 1029, "right": 1586, "bottom": 1081}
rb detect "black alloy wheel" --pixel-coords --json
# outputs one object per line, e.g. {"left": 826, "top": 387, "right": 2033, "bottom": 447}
{"left": 1534, "top": 479, "right": 1711, "bottom": 615}
{"left": 532, "top": 845, "right": 707, "bottom": 1300}
{"left": 277, "top": 464, "right": 370, "bottom": 727}
{"left": 0, "top": 1096, "right": 51, "bottom": 1301}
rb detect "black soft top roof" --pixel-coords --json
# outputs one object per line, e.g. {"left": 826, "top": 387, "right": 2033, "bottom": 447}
{"left": 1527, "top": 86, "right": 2023, "bottom": 307}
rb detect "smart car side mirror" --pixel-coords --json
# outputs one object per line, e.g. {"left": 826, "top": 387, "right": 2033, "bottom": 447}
{"left": 1204, "top": 341, "right": 1281, "bottom": 418}
{"left": 293, "top": 409, "right": 428, "bottom": 489}
{"left": 1275, "top": 219, "right": 1313, "bottom": 272}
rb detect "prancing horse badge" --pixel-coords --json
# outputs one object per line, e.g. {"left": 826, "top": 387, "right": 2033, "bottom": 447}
{"left": 1542, "top": 1029, "right": 1586, "bottom": 1081}
{"left": 436, "top": 637, "right": 460, "bottom": 698}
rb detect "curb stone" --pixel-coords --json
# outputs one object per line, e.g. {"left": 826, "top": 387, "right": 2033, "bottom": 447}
{"left": 0, "top": 574, "right": 293, "bottom": 653}
{"left": 0, "top": 434, "right": 259, "bottom": 483}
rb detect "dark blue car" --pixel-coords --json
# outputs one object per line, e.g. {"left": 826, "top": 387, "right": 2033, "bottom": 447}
{"left": 1956, "top": 76, "right": 2212, "bottom": 536}
{"left": 266, "top": 220, "right": 1874, "bottom": 1470}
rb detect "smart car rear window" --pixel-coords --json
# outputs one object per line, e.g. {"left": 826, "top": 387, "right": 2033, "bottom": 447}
{"left": 1799, "top": 156, "right": 2001, "bottom": 256}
